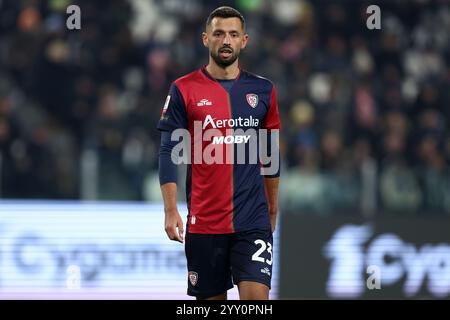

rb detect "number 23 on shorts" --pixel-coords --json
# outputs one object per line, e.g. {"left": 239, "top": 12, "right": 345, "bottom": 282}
{"left": 252, "top": 240, "right": 273, "bottom": 265}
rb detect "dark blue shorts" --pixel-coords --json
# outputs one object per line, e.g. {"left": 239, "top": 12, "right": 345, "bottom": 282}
{"left": 185, "top": 228, "right": 273, "bottom": 299}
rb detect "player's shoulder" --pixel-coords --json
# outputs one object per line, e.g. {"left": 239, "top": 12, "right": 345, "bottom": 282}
{"left": 240, "top": 70, "right": 275, "bottom": 91}
{"left": 172, "top": 69, "right": 203, "bottom": 88}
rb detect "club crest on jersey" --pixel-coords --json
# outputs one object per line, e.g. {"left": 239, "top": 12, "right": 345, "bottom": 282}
{"left": 188, "top": 271, "right": 198, "bottom": 286}
{"left": 246, "top": 94, "right": 258, "bottom": 108}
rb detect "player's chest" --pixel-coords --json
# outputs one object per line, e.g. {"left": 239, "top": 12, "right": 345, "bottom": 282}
{"left": 186, "top": 85, "right": 268, "bottom": 125}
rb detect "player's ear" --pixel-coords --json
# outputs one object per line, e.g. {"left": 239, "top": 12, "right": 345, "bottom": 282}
{"left": 241, "top": 33, "right": 249, "bottom": 49}
{"left": 202, "top": 32, "right": 208, "bottom": 47}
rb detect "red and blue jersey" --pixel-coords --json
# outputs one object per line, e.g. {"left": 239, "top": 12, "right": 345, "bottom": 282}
{"left": 157, "top": 67, "right": 281, "bottom": 234}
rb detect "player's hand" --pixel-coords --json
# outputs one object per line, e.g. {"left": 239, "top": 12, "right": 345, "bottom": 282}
{"left": 164, "top": 208, "right": 184, "bottom": 243}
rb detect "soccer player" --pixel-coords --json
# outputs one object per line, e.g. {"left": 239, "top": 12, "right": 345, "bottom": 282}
{"left": 157, "top": 6, "right": 281, "bottom": 300}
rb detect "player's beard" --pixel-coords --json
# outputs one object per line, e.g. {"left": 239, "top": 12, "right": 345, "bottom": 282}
{"left": 211, "top": 47, "right": 239, "bottom": 68}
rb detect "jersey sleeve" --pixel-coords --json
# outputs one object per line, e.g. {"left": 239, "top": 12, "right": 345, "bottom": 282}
{"left": 262, "top": 84, "right": 281, "bottom": 177}
{"left": 157, "top": 82, "right": 188, "bottom": 132}
{"left": 159, "top": 131, "right": 178, "bottom": 185}
{"left": 263, "top": 84, "right": 281, "bottom": 130}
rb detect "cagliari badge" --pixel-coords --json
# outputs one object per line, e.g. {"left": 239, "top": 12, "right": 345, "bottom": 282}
{"left": 188, "top": 271, "right": 198, "bottom": 286}
{"left": 246, "top": 94, "right": 258, "bottom": 108}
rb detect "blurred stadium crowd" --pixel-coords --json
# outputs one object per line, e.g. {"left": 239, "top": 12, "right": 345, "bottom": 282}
{"left": 0, "top": 0, "right": 449, "bottom": 215}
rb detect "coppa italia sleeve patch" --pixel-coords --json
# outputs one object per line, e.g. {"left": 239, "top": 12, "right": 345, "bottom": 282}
{"left": 161, "top": 95, "right": 171, "bottom": 119}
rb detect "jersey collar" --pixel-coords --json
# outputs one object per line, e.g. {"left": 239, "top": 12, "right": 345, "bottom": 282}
{"left": 200, "top": 65, "right": 242, "bottom": 83}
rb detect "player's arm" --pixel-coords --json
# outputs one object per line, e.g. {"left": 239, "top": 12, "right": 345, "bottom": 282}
{"left": 157, "top": 83, "right": 187, "bottom": 243}
{"left": 161, "top": 182, "right": 184, "bottom": 243}
{"left": 159, "top": 131, "right": 184, "bottom": 243}
{"left": 262, "top": 84, "right": 281, "bottom": 233}
{"left": 264, "top": 177, "right": 279, "bottom": 233}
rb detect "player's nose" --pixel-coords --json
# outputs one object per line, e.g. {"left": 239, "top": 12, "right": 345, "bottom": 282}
{"left": 223, "top": 33, "right": 231, "bottom": 45}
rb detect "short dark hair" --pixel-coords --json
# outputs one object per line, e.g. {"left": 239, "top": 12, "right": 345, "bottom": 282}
{"left": 206, "top": 6, "right": 245, "bottom": 30}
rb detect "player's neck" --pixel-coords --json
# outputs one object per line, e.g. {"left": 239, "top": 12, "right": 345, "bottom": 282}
{"left": 206, "top": 60, "right": 240, "bottom": 80}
